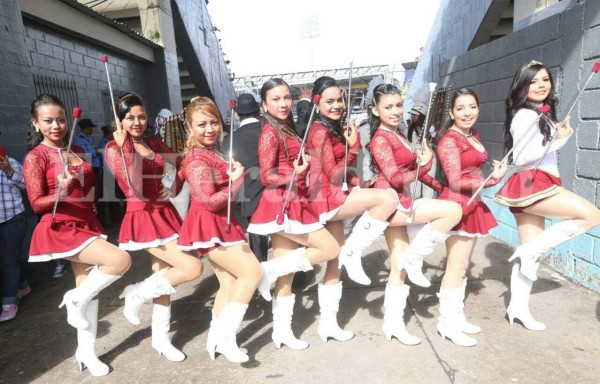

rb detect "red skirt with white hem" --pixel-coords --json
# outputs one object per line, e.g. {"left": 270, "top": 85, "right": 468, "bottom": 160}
{"left": 494, "top": 169, "right": 562, "bottom": 213}
{"left": 29, "top": 213, "right": 106, "bottom": 262}
{"left": 439, "top": 188, "right": 497, "bottom": 237}
{"left": 118, "top": 201, "right": 182, "bottom": 251}
{"left": 249, "top": 187, "right": 322, "bottom": 235}
{"left": 178, "top": 201, "right": 247, "bottom": 256}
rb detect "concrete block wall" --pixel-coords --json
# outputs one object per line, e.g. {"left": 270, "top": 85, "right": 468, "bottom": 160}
{"left": 172, "top": 0, "right": 235, "bottom": 114}
{"left": 405, "top": 0, "right": 494, "bottom": 109}
{"left": 0, "top": 0, "right": 36, "bottom": 160}
{"left": 437, "top": 2, "right": 600, "bottom": 292}
{"left": 23, "top": 21, "right": 150, "bottom": 129}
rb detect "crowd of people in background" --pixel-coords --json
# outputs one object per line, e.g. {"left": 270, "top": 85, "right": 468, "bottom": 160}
{"left": 1, "top": 59, "right": 599, "bottom": 378}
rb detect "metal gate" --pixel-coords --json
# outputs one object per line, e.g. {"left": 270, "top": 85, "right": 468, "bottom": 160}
{"left": 32, "top": 74, "right": 79, "bottom": 120}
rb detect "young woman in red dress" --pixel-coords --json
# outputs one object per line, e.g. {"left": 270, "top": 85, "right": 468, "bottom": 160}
{"left": 105, "top": 93, "right": 204, "bottom": 362}
{"left": 248, "top": 78, "right": 340, "bottom": 350}
{"left": 495, "top": 61, "right": 600, "bottom": 330}
{"left": 24, "top": 94, "right": 131, "bottom": 376}
{"left": 176, "top": 97, "right": 262, "bottom": 363}
{"left": 305, "top": 77, "right": 398, "bottom": 342}
{"left": 368, "top": 84, "right": 462, "bottom": 345}
{"left": 435, "top": 88, "right": 507, "bottom": 346}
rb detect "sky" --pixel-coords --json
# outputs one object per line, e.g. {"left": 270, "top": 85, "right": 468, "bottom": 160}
{"left": 207, "top": 0, "right": 442, "bottom": 77}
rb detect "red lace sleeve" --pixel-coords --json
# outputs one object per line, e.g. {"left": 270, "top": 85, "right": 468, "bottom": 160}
{"left": 104, "top": 138, "right": 142, "bottom": 197}
{"left": 23, "top": 150, "right": 63, "bottom": 213}
{"left": 437, "top": 135, "right": 487, "bottom": 192}
{"left": 420, "top": 173, "right": 445, "bottom": 193}
{"left": 258, "top": 126, "right": 293, "bottom": 188}
{"left": 370, "top": 133, "right": 420, "bottom": 190}
{"left": 185, "top": 151, "right": 244, "bottom": 212}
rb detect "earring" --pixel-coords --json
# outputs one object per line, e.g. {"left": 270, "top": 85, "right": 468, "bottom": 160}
{"left": 263, "top": 108, "right": 268, "bottom": 114}
{"left": 34, "top": 125, "right": 40, "bottom": 132}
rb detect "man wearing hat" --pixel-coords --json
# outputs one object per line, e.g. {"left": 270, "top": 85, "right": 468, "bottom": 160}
{"left": 407, "top": 102, "right": 427, "bottom": 145}
{"left": 222, "top": 94, "right": 268, "bottom": 261}
{"left": 74, "top": 118, "right": 102, "bottom": 206}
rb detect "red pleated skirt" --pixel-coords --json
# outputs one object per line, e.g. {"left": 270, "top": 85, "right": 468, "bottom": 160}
{"left": 29, "top": 214, "right": 106, "bottom": 262}
{"left": 309, "top": 184, "right": 352, "bottom": 224}
{"left": 249, "top": 187, "right": 322, "bottom": 235}
{"left": 118, "top": 201, "right": 182, "bottom": 250}
{"left": 494, "top": 169, "right": 562, "bottom": 213}
{"left": 178, "top": 201, "right": 247, "bottom": 256}
{"left": 439, "top": 188, "right": 497, "bottom": 237}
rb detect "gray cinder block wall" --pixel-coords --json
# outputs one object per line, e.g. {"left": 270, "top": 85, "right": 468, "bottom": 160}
{"left": 0, "top": 0, "right": 36, "bottom": 159}
{"left": 436, "top": 1, "right": 600, "bottom": 292}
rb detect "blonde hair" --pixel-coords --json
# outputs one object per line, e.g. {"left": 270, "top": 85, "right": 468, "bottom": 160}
{"left": 183, "top": 97, "right": 224, "bottom": 157}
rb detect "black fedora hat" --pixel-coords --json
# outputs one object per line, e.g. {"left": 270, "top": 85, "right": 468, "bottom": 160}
{"left": 235, "top": 93, "right": 259, "bottom": 114}
{"left": 78, "top": 118, "right": 97, "bottom": 129}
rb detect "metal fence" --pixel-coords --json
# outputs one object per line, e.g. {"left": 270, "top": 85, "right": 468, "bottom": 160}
{"left": 32, "top": 74, "right": 79, "bottom": 120}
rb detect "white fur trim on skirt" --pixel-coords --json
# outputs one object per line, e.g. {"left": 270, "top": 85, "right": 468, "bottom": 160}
{"left": 248, "top": 216, "right": 323, "bottom": 235}
{"left": 28, "top": 235, "right": 107, "bottom": 262}
{"left": 119, "top": 234, "right": 179, "bottom": 251}
{"left": 178, "top": 239, "right": 245, "bottom": 251}
{"left": 447, "top": 229, "right": 488, "bottom": 238}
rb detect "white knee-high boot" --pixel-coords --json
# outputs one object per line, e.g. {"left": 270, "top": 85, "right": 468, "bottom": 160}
{"left": 317, "top": 282, "right": 354, "bottom": 342}
{"left": 272, "top": 294, "right": 309, "bottom": 350}
{"left": 119, "top": 269, "right": 176, "bottom": 325}
{"left": 59, "top": 266, "right": 121, "bottom": 330}
{"left": 458, "top": 278, "right": 481, "bottom": 334}
{"left": 211, "top": 302, "right": 249, "bottom": 363}
{"left": 258, "top": 248, "right": 312, "bottom": 301}
{"left": 75, "top": 299, "right": 109, "bottom": 377}
{"left": 437, "top": 287, "right": 477, "bottom": 347}
{"left": 509, "top": 220, "right": 586, "bottom": 281}
{"left": 206, "top": 309, "right": 247, "bottom": 359}
{"left": 338, "top": 212, "right": 389, "bottom": 285}
{"left": 397, "top": 224, "right": 448, "bottom": 287}
{"left": 151, "top": 304, "right": 185, "bottom": 361}
{"left": 506, "top": 264, "right": 545, "bottom": 331}
{"left": 382, "top": 285, "right": 421, "bottom": 345}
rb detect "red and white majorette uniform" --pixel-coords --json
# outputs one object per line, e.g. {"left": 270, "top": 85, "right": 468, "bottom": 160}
{"left": 436, "top": 128, "right": 500, "bottom": 236}
{"left": 248, "top": 123, "right": 322, "bottom": 235}
{"left": 177, "top": 147, "right": 246, "bottom": 256}
{"left": 370, "top": 128, "right": 444, "bottom": 211}
{"left": 24, "top": 143, "right": 106, "bottom": 261}
{"left": 105, "top": 136, "right": 183, "bottom": 250}
{"left": 494, "top": 108, "right": 571, "bottom": 211}
{"left": 306, "top": 121, "right": 361, "bottom": 223}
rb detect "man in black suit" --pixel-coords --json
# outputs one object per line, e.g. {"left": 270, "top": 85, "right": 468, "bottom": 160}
{"left": 295, "top": 86, "right": 312, "bottom": 136}
{"left": 223, "top": 93, "right": 269, "bottom": 261}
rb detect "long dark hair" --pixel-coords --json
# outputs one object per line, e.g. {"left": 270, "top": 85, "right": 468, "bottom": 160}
{"left": 259, "top": 78, "right": 300, "bottom": 160}
{"left": 27, "top": 94, "right": 66, "bottom": 150}
{"left": 311, "top": 76, "right": 346, "bottom": 143}
{"left": 437, "top": 88, "right": 480, "bottom": 142}
{"left": 504, "top": 62, "right": 558, "bottom": 155}
{"left": 367, "top": 83, "right": 403, "bottom": 174}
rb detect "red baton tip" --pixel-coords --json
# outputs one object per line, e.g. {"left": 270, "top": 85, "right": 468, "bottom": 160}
{"left": 229, "top": 99, "right": 236, "bottom": 109}
{"left": 592, "top": 62, "right": 600, "bottom": 73}
{"left": 72, "top": 107, "right": 82, "bottom": 118}
{"left": 312, "top": 94, "right": 320, "bottom": 104}
{"left": 538, "top": 104, "right": 551, "bottom": 114}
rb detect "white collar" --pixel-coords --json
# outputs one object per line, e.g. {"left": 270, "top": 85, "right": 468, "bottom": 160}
{"left": 239, "top": 117, "right": 260, "bottom": 128}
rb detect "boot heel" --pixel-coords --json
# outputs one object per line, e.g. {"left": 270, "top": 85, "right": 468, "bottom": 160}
{"left": 207, "top": 347, "right": 216, "bottom": 360}
{"left": 384, "top": 331, "right": 392, "bottom": 341}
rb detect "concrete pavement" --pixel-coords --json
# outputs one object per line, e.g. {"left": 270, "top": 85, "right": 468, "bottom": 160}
{"left": 1, "top": 229, "right": 599, "bottom": 384}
